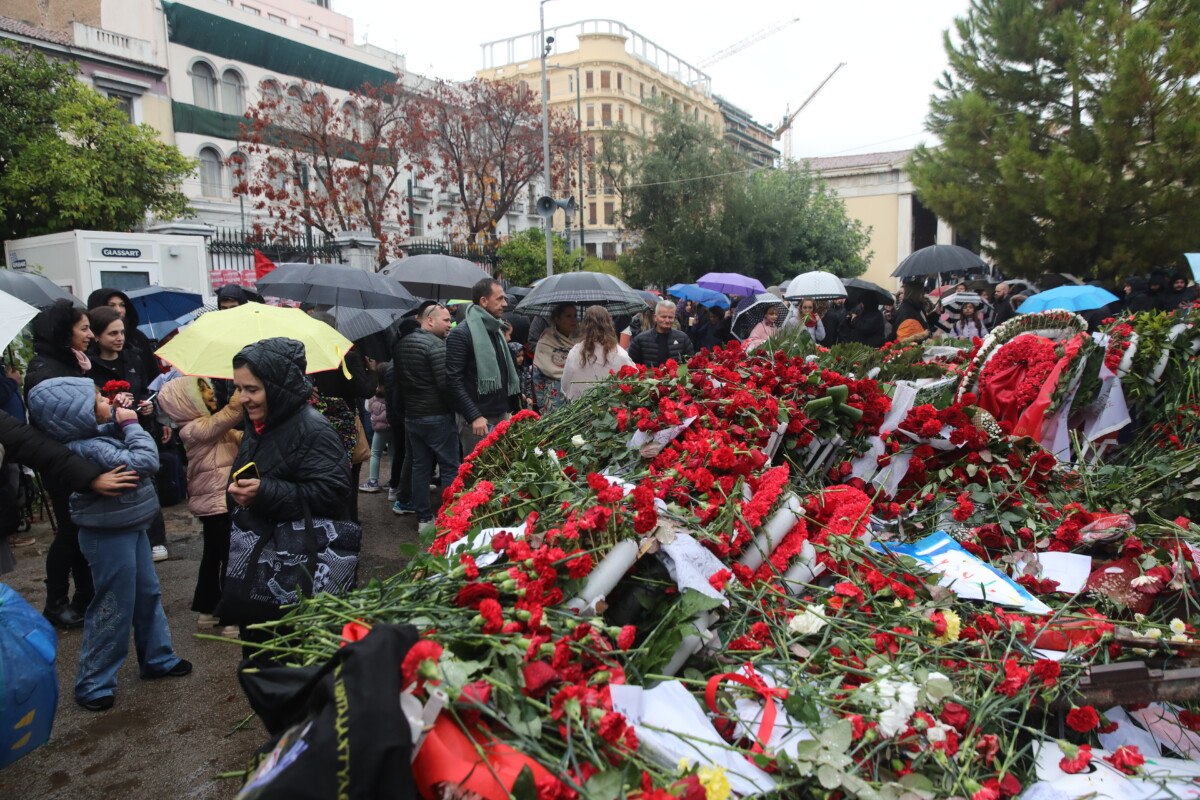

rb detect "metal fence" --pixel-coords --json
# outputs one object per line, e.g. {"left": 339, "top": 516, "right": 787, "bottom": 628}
{"left": 208, "top": 228, "right": 345, "bottom": 272}
{"left": 399, "top": 237, "right": 497, "bottom": 274}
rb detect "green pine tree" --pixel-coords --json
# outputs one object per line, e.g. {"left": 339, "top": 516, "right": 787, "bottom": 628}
{"left": 911, "top": 0, "right": 1200, "bottom": 283}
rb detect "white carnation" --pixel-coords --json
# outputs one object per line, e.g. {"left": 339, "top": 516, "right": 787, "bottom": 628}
{"left": 571, "top": 434, "right": 586, "bottom": 446}
{"left": 788, "top": 605, "right": 828, "bottom": 636}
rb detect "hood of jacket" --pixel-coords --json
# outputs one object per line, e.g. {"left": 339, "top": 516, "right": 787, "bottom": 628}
{"left": 234, "top": 337, "right": 312, "bottom": 431}
{"left": 87, "top": 288, "right": 141, "bottom": 330}
{"left": 157, "top": 375, "right": 210, "bottom": 425}
{"left": 1125, "top": 276, "right": 1149, "bottom": 295}
{"left": 27, "top": 377, "right": 102, "bottom": 444}
{"left": 30, "top": 298, "right": 85, "bottom": 366}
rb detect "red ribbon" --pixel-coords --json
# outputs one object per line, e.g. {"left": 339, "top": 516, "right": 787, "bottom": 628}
{"left": 705, "top": 663, "right": 789, "bottom": 755}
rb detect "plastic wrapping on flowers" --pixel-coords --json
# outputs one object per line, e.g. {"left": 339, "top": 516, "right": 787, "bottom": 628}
{"left": 236, "top": 305, "right": 1200, "bottom": 800}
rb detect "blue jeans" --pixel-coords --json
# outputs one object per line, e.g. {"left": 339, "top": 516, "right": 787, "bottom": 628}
{"left": 408, "top": 414, "right": 462, "bottom": 519}
{"left": 77, "top": 528, "right": 179, "bottom": 702}
{"left": 368, "top": 429, "right": 393, "bottom": 482}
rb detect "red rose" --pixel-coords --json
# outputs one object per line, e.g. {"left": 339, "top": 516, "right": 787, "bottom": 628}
{"left": 940, "top": 701, "right": 970, "bottom": 732}
{"left": 522, "top": 660, "right": 559, "bottom": 698}
{"left": 1066, "top": 705, "right": 1100, "bottom": 733}
{"left": 1104, "top": 745, "right": 1145, "bottom": 775}
{"left": 1059, "top": 743, "right": 1093, "bottom": 774}
{"left": 1179, "top": 709, "right": 1200, "bottom": 731}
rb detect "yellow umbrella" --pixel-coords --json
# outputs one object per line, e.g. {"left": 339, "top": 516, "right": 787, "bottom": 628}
{"left": 155, "top": 303, "right": 353, "bottom": 379}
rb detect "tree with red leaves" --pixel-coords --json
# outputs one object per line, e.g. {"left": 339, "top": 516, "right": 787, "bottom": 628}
{"left": 233, "top": 78, "right": 429, "bottom": 265}
{"left": 414, "top": 79, "right": 577, "bottom": 242}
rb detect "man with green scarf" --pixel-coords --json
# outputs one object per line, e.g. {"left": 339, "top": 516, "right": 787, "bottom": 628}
{"left": 445, "top": 278, "right": 521, "bottom": 455}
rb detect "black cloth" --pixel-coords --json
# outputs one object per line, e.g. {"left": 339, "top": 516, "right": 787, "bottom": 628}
{"left": 193, "top": 513, "right": 230, "bottom": 614}
{"left": 236, "top": 624, "right": 419, "bottom": 799}
{"left": 893, "top": 298, "right": 931, "bottom": 333}
{"left": 0, "top": 409, "right": 105, "bottom": 492}
{"left": 25, "top": 300, "right": 88, "bottom": 398}
{"left": 842, "top": 307, "right": 888, "bottom": 348}
{"left": 228, "top": 338, "right": 351, "bottom": 523}
{"left": 445, "top": 318, "right": 519, "bottom": 423}
{"left": 85, "top": 347, "right": 149, "bottom": 399}
{"left": 691, "top": 320, "right": 722, "bottom": 351}
{"left": 312, "top": 349, "right": 373, "bottom": 405}
{"left": 501, "top": 312, "right": 530, "bottom": 347}
{"left": 396, "top": 329, "right": 451, "bottom": 418}
{"left": 1123, "top": 277, "right": 1156, "bottom": 313}
{"left": 992, "top": 297, "right": 1015, "bottom": 326}
{"left": 822, "top": 305, "right": 845, "bottom": 345}
{"left": 628, "top": 328, "right": 695, "bottom": 368}
{"left": 86, "top": 289, "right": 159, "bottom": 383}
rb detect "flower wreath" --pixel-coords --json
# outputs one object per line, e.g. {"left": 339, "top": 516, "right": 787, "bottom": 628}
{"left": 976, "top": 334, "right": 1059, "bottom": 421}
{"left": 1045, "top": 333, "right": 1095, "bottom": 417}
{"left": 1102, "top": 322, "right": 1137, "bottom": 377}
{"left": 956, "top": 311, "right": 1087, "bottom": 400}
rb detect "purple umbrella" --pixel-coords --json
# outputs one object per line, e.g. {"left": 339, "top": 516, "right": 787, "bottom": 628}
{"left": 696, "top": 272, "right": 766, "bottom": 297}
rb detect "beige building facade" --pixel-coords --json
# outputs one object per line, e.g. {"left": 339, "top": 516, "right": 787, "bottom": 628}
{"left": 803, "top": 149, "right": 957, "bottom": 289}
{"left": 478, "top": 19, "right": 721, "bottom": 260}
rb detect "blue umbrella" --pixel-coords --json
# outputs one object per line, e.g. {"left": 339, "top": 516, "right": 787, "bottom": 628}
{"left": 666, "top": 283, "right": 730, "bottom": 309}
{"left": 1018, "top": 284, "right": 1119, "bottom": 314}
{"left": 124, "top": 286, "right": 204, "bottom": 340}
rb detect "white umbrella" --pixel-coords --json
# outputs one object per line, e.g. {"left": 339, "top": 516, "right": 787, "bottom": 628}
{"left": 940, "top": 291, "right": 985, "bottom": 310}
{"left": 784, "top": 271, "right": 847, "bottom": 301}
{"left": 1, "top": 289, "right": 39, "bottom": 352}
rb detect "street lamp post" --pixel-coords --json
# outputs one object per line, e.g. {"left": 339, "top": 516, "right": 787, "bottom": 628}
{"left": 539, "top": 0, "right": 554, "bottom": 277}
{"left": 547, "top": 63, "right": 583, "bottom": 256}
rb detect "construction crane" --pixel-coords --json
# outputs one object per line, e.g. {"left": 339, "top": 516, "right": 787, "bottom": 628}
{"left": 696, "top": 18, "right": 800, "bottom": 69}
{"left": 775, "top": 62, "right": 847, "bottom": 160}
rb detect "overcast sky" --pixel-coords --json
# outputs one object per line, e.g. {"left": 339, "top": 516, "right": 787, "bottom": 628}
{"left": 332, "top": 0, "right": 972, "bottom": 159}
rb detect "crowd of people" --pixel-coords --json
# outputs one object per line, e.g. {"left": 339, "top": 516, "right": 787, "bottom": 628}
{"left": 0, "top": 264, "right": 1195, "bottom": 713}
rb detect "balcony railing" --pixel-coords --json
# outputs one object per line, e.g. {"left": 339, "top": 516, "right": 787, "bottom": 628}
{"left": 72, "top": 22, "right": 158, "bottom": 65}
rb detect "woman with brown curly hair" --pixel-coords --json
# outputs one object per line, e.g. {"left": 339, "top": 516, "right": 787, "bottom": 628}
{"left": 560, "top": 306, "right": 634, "bottom": 402}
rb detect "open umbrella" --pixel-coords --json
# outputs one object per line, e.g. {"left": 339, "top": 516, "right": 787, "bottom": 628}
{"left": 124, "top": 286, "right": 204, "bottom": 340}
{"left": 841, "top": 278, "right": 894, "bottom": 306}
{"left": 155, "top": 303, "right": 353, "bottom": 379}
{"left": 381, "top": 254, "right": 492, "bottom": 301}
{"left": 0, "top": 269, "right": 82, "bottom": 309}
{"left": 732, "top": 293, "right": 787, "bottom": 341}
{"left": 325, "top": 306, "right": 410, "bottom": 342}
{"left": 635, "top": 290, "right": 658, "bottom": 307}
{"left": 784, "top": 271, "right": 847, "bottom": 301}
{"left": 696, "top": 272, "right": 766, "bottom": 297}
{"left": 1, "top": 290, "right": 39, "bottom": 352}
{"left": 666, "top": 284, "right": 730, "bottom": 309}
{"left": 892, "top": 245, "right": 987, "bottom": 279}
{"left": 1017, "top": 285, "right": 1119, "bottom": 314}
{"left": 256, "top": 262, "right": 418, "bottom": 310}
{"left": 513, "top": 272, "right": 647, "bottom": 317}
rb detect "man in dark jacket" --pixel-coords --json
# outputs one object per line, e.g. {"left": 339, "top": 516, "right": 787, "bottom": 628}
{"left": 445, "top": 279, "right": 521, "bottom": 456}
{"left": 690, "top": 306, "right": 725, "bottom": 351}
{"left": 628, "top": 301, "right": 695, "bottom": 368}
{"left": 396, "top": 304, "right": 459, "bottom": 524}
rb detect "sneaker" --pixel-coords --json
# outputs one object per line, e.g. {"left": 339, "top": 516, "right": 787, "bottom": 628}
{"left": 78, "top": 695, "right": 114, "bottom": 712}
{"left": 358, "top": 479, "right": 381, "bottom": 493}
{"left": 144, "top": 659, "right": 193, "bottom": 679}
{"left": 197, "top": 613, "right": 219, "bottom": 629}
{"left": 387, "top": 488, "right": 398, "bottom": 502}
{"left": 391, "top": 500, "right": 416, "bottom": 516}
{"left": 151, "top": 545, "right": 168, "bottom": 562}
{"left": 417, "top": 517, "right": 433, "bottom": 526}
{"left": 9, "top": 535, "right": 36, "bottom": 547}
{"left": 219, "top": 625, "right": 240, "bottom": 639}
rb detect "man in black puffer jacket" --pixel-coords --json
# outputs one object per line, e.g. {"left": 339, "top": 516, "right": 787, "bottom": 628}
{"left": 397, "top": 304, "right": 460, "bottom": 524}
{"left": 628, "top": 300, "right": 695, "bottom": 368}
{"left": 227, "top": 338, "right": 351, "bottom": 524}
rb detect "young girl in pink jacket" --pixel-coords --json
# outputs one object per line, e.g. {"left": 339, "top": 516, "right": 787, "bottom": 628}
{"left": 157, "top": 377, "right": 242, "bottom": 637}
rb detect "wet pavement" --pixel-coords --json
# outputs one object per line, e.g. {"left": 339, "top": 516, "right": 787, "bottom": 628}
{"left": 1, "top": 476, "right": 417, "bottom": 799}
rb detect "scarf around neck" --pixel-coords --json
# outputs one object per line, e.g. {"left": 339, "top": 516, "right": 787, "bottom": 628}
{"left": 465, "top": 303, "right": 519, "bottom": 397}
{"left": 73, "top": 349, "right": 92, "bottom": 373}
{"left": 533, "top": 324, "right": 580, "bottom": 380}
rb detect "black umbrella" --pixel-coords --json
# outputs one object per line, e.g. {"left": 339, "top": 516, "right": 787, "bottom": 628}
{"left": 326, "top": 306, "right": 409, "bottom": 342}
{"left": 513, "top": 272, "right": 647, "bottom": 317}
{"left": 732, "top": 293, "right": 787, "bottom": 341}
{"left": 505, "top": 286, "right": 532, "bottom": 306}
{"left": 256, "top": 262, "right": 418, "bottom": 310}
{"left": 841, "top": 278, "right": 894, "bottom": 306}
{"left": 381, "top": 254, "right": 492, "bottom": 301}
{"left": 0, "top": 269, "right": 82, "bottom": 309}
{"left": 636, "top": 290, "right": 659, "bottom": 307}
{"left": 892, "top": 245, "right": 987, "bottom": 279}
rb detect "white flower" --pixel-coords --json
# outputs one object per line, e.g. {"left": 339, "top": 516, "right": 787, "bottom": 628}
{"left": 1170, "top": 633, "right": 1191, "bottom": 643}
{"left": 571, "top": 434, "right": 586, "bottom": 447}
{"left": 788, "top": 605, "right": 828, "bottom": 636}
{"left": 1131, "top": 575, "right": 1159, "bottom": 588}
{"left": 533, "top": 446, "right": 544, "bottom": 457}
{"left": 1146, "top": 628, "right": 1163, "bottom": 640}
{"left": 870, "top": 679, "right": 920, "bottom": 737}
{"left": 1170, "top": 618, "right": 1187, "bottom": 635}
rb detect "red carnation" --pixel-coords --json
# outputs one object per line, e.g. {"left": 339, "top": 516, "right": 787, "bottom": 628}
{"left": 597, "top": 710, "right": 629, "bottom": 745}
{"left": 1066, "top": 705, "right": 1100, "bottom": 733}
{"left": 617, "top": 625, "right": 637, "bottom": 650}
{"left": 833, "top": 581, "right": 865, "bottom": 604}
{"left": 565, "top": 553, "right": 593, "bottom": 579}
{"left": 996, "top": 659, "right": 1030, "bottom": 696}
{"left": 478, "top": 597, "right": 503, "bottom": 633}
{"left": 1059, "top": 743, "right": 1093, "bottom": 774}
{"left": 1104, "top": 745, "right": 1145, "bottom": 775}
{"left": 400, "top": 639, "right": 443, "bottom": 691}
{"left": 1179, "top": 709, "right": 1200, "bottom": 731}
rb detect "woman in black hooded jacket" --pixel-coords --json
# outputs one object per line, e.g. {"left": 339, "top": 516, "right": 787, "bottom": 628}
{"left": 24, "top": 299, "right": 97, "bottom": 628}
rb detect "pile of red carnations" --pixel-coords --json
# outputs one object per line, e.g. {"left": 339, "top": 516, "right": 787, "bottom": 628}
{"left": 240, "top": 307, "right": 1200, "bottom": 800}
